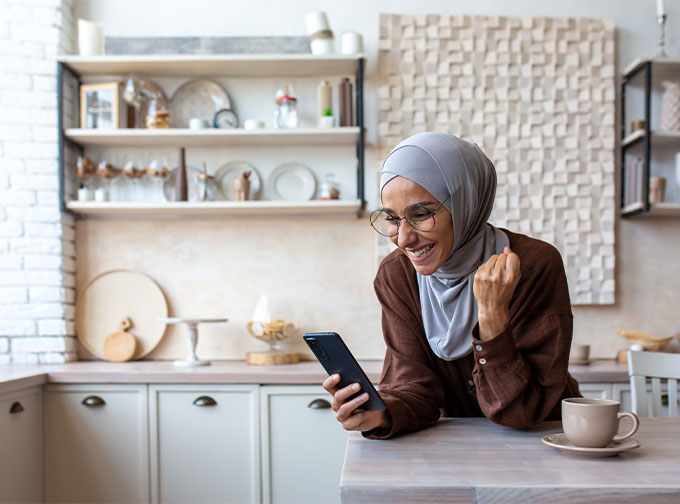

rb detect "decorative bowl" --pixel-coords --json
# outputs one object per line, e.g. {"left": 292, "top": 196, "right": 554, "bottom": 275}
{"left": 615, "top": 328, "right": 673, "bottom": 352}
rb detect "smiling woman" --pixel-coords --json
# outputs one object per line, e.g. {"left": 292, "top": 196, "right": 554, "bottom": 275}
{"left": 323, "top": 132, "right": 581, "bottom": 438}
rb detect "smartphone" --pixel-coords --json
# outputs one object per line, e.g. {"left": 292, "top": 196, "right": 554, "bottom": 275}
{"left": 303, "top": 332, "right": 386, "bottom": 411}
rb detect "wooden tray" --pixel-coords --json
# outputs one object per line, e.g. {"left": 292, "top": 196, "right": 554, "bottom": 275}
{"left": 75, "top": 269, "right": 168, "bottom": 360}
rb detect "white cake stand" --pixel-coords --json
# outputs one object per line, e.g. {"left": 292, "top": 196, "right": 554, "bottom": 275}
{"left": 158, "top": 317, "right": 228, "bottom": 367}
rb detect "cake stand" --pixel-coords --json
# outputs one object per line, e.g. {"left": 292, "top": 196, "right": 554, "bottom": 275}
{"left": 159, "top": 317, "right": 228, "bottom": 366}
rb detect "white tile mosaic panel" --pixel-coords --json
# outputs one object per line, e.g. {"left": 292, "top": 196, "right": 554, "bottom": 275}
{"left": 377, "top": 13, "right": 616, "bottom": 305}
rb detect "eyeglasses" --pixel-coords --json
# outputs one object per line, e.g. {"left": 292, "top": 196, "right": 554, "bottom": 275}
{"left": 370, "top": 195, "right": 451, "bottom": 237}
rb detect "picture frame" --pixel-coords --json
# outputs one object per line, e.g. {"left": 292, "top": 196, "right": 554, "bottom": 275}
{"left": 80, "top": 82, "right": 124, "bottom": 129}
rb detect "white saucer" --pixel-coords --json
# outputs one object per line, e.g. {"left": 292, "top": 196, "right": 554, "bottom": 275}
{"left": 541, "top": 433, "right": 640, "bottom": 458}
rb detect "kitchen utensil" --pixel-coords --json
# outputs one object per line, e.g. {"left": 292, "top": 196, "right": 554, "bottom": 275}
{"left": 169, "top": 80, "right": 231, "bottom": 128}
{"left": 163, "top": 165, "right": 201, "bottom": 202}
{"left": 158, "top": 317, "right": 228, "bottom": 367}
{"left": 615, "top": 328, "right": 673, "bottom": 351}
{"left": 75, "top": 269, "right": 168, "bottom": 360}
{"left": 541, "top": 433, "right": 640, "bottom": 458}
{"left": 214, "top": 161, "right": 261, "bottom": 200}
{"left": 266, "top": 162, "right": 316, "bottom": 201}
{"left": 103, "top": 317, "right": 137, "bottom": 362}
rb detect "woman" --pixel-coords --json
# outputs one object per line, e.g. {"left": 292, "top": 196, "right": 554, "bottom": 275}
{"left": 323, "top": 132, "right": 580, "bottom": 438}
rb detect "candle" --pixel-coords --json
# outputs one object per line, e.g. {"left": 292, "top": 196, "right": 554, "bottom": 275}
{"left": 657, "top": 0, "right": 665, "bottom": 17}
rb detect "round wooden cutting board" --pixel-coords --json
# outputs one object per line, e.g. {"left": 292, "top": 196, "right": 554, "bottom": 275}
{"left": 75, "top": 270, "right": 168, "bottom": 360}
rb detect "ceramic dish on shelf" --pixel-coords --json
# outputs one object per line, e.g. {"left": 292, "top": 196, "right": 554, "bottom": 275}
{"left": 266, "top": 162, "right": 317, "bottom": 201}
{"left": 75, "top": 269, "right": 168, "bottom": 361}
{"left": 169, "top": 80, "right": 231, "bottom": 128}
{"left": 214, "top": 161, "right": 261, "bottom": 200}
{"left": 163, "top": 166, "right": 202, "bottom": 202}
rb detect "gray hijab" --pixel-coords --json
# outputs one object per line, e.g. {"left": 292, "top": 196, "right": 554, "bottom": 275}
{"left": 380, "top": 132, "right": 509, "bottom": 360}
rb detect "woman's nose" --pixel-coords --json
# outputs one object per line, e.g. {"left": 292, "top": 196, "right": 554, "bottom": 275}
{"left": 396, "top": 220, "right": 417, "bottom": 248}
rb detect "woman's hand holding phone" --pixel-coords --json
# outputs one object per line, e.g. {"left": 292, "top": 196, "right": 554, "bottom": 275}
{"left": 323, "top": 374, "right": 391, "bottom": 432}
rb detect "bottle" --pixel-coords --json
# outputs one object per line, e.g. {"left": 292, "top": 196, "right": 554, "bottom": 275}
{"left": 317, "top": 80, "right": 332, "bottom": 127}
{"left": 339, "top": 78, "right": 353, "bottom": 127}
{"left": 176, "top": 147, "right": 188, "bottom": 201}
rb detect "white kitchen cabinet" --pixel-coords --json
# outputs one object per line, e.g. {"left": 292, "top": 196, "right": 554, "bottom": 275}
{"left": 43, "top": 384, "right": 149, "bottom": 503}
{"left": 578, "top": 383, "right": 612, "bottom": 399}
{"left": 0, "top": 386, "right": 42, "bottom": 504}
{"left": 261, "top": 385, "right": 348, "bottom": 504}
{"left": 149, "top": 384, "right": 260, "bottom": 504}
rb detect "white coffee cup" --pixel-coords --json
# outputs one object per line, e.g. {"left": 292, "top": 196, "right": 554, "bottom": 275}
{"left": 188, "top": 118, "right": 210, "bottom": 130}
{"left": 78, "top": 19, "right": 103, "bottom": 56}
{"left": 341, "top": 31, "right": 364, "bottom": 55}
{"left": 94, "top": 187, "right": 108, "bottom": 202}
{"left": 243, "top": 119, "right": 265, "bottom": 130}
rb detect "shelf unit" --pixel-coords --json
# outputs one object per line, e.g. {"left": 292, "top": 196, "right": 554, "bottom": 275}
{"left": 57, "top": 54, "right": 366, "bottom": 217}
{"left": 620, "top": 58, "right": 680, "bottom": 218}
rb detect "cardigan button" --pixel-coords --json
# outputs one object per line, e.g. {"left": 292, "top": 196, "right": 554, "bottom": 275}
{"left": 479, "top": 358, "right": 487, "bottom": 365}
{"left": 475, "top": 344, "right": 483, "bottom": 351}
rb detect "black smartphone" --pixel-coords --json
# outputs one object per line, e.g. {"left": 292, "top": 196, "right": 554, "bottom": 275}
{"left": 303, "top": 331, "right": 386, "bottom": 411}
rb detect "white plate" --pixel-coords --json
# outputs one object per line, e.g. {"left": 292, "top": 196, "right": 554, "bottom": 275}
{"left": 266, "top": 163, "right": 317, "bottom": 201}
{"left": 163, "top": 166, "right": 202, "bottom": 202}
{"left": 214, "top": 161, "right": 261, "bottom": 200}
{"left": 541, "top": 433, "right": 641, "bottom": 458}
{"left": 169, "top": 80, "right": 231, "bottom": 128}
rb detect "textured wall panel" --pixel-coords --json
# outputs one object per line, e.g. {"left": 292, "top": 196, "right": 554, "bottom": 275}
{"left": 377, "top": 13, "right": 616, "bottom": 305}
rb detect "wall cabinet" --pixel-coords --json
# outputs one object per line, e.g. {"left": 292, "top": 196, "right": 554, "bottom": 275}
{"left": 620, "top": 58, "right": 680, "bottom": 217}
{"left": 0, "top": 386, "right": 42, "bottom": 504}
{"left": 149, "top": 384, "right": 260, "bottom": 504}
{"left": 260, "top": 386, "right": 348, "bottom": 504}
{"left": 43, "top": 384, "right": 149, "bottom": 503}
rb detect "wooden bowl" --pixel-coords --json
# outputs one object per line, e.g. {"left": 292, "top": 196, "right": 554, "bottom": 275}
{"left": 615, "top": 328, "right": 673, "bottom": 352}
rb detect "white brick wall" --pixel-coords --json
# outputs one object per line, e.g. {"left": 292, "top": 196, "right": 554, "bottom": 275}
{"left": 0, "top": 0, "right": 76, "bottom": 364}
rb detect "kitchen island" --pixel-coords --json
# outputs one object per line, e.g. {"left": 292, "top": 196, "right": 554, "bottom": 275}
{"left": 340, "top": 417, "right": 680, "bottom": 503}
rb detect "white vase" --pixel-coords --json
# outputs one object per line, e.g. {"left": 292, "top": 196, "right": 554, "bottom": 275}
{"left": 660, "top": 81, "right": 680, "bottom": 131}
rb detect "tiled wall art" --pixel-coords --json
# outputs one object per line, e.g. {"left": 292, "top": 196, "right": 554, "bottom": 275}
{"left": 377, "top": 14, "right": 616, "bottom": 304}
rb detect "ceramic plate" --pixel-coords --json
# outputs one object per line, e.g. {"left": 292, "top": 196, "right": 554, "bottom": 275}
{"left": 169, "top": 80, "right": 231, "bottom": 128}
{"left": 541, "top": 433, "right": 640, "bottom": 458}
{"left": 266, "top": 162, "right": 316, "bottom": 201}
{"left": 75, "top": 269, "right": 168, "bottom": 360}
{"left": 163, "top": 166, "right": 202, "bottom": 202}
{"left": 214, "top": 161, "right": 261, "bottom": 200}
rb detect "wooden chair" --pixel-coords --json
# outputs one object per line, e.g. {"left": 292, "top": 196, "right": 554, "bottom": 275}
{"left": 628, "top": 350, "right": 680, "bottom": 417}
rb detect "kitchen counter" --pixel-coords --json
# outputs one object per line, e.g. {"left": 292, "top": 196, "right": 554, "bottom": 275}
{"left": 341, "top": 417, "right": 680, "bottom": 503}
{"left": 0, "top": 359, "right": 628, "bottom": 395}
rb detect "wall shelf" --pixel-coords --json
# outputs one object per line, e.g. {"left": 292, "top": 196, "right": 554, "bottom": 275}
{"left": 57, "top": 54, "right": 364, "bottom": 78}
{"left": 65, "top": 200, "right": 363, "bottom": 217}
{"left": 64, "top": 127, "right": 360, "bottom": 147}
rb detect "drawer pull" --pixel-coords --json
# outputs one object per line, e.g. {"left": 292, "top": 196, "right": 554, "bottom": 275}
{"left": 193, "top": 396, "right": 217, "bottom": 407}
{"left": 9, "top": 402, "right": 24, "bottom": 414}
{"left": 307, "top": 398, "right": 332, "bottom": 409}
{"left": 81, "top": 396, "right": 106, "bottom": 407}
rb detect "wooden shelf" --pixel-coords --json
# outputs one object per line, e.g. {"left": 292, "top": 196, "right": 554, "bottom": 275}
{"left": 622, "top": 201, "right": 680, "bottom": 218}
{"left": 58, "top": 54, "right": 364, "bottom": 77}
{"left": 622, "top": 130, "right": 680, "bottom": 149}
{"left": 64, "top": 127, "right": 360, "bottom": 147}
{"left": 623, "top": 57, "right": 680, "bottom": 81}
{"left": 66, "top": 200, "right": 363, "bottom": 217}
{"left": 622, "top": 129, "right": 645, "bottom": 148}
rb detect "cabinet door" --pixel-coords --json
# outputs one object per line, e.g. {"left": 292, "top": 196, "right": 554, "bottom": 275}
{"left": 613, "top": 382, "right": 680, "bottom": 417}
{"left": 44, "top": 384, "right": 149, "bottom": 503}
{"left": 261, "top": 385, "right": 349, "bottom": 504}
{"left": 149, "top": 385, "right": 260, "bottom": 504}
{"left": 578, "top": 383, "right": 611, "bottom": 399}
{"left": 0, "top": 387, "right": 42, "bottom": 504}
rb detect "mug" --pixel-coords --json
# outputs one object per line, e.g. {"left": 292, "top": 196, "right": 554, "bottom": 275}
{"left": 569, "top": 343, "right": 590, "bottom": 362}
{"left": 562, "top": 398, "right": 639, "bottom": 448}
{"left": 188, "top": 118, "right": 210, "bottom": 130}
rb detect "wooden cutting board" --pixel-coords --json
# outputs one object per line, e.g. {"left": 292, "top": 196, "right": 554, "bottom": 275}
{"left": 103, "top": 317, "right": 137, "bottom": 362}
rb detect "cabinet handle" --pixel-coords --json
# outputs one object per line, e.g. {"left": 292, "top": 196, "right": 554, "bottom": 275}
{"left": 81, "top": 396, "right": 106, "bottom": 407}
{"left": 307, "top": 398, "right": 332, "bottom": 409}
{"left": 193, "top": 396, "right": 217, "bottom": 407}
{"left": 9, "top": 402, "right": 24, "bottom": 414}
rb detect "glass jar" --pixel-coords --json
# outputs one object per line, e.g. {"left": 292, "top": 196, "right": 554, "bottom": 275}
{"left": 275, "top": 95, "right": 299, "bottom": 129}
{"left": 319, "top": 173, "right": 340, "bottom": 200}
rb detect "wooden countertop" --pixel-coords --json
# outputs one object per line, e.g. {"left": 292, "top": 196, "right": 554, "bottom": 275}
{"left": 341, "top": 417, "right": 680, "bottom": 503}
{"left": 0, "top": 359, "right": 628, "bottom": 395}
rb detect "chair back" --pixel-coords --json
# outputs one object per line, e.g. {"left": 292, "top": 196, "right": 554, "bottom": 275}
{"left": 628, "top": 350, "right": 680, "bottom": 417}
